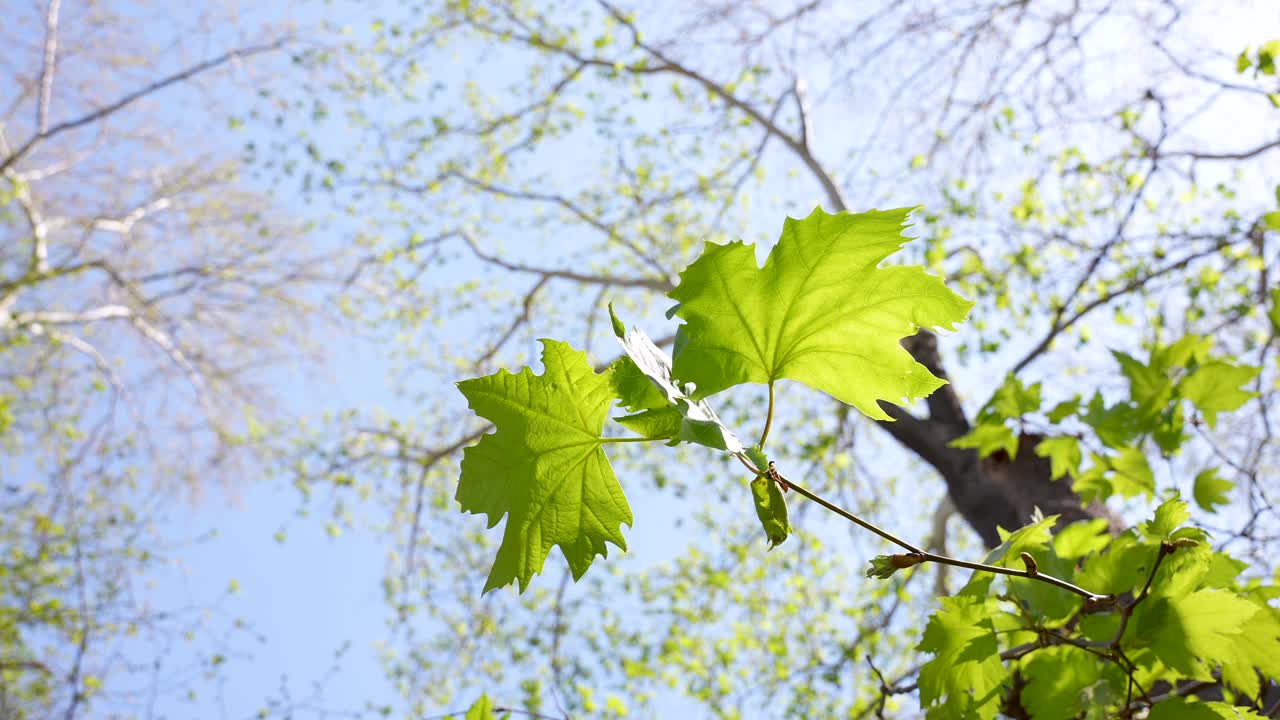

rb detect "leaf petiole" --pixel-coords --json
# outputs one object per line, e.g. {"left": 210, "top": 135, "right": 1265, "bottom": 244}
{"left": 758, "top": 380, "right": 775, "bottom": 448}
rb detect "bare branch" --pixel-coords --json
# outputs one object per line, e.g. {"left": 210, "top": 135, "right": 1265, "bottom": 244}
{"left": 1010, "top": 243, "right": 1233, "bottom": 376}
{"left": 456, "top": 230, "right": 672, "bottom": 292}
{"left": 36, "top": 0, "right": 61, "bottom": 136}
{"left": 1161, "top": 136, "right": 1280, "bottom": 162}
{"left": 1, "top": 37, "right": 290, "bottom": 173}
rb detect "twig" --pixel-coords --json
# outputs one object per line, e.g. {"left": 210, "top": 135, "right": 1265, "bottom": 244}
{"left": 1108, "top": 541, "right": 1176, "bottom": 648}
{"left": 762, "top": 467, "right": 1103, "bottom": 600}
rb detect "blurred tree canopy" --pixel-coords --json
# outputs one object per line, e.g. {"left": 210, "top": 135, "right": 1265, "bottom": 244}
{"left": 3, "top": 0, "right": 1279, "bottom": 718}
{"left": 0, "top": 3, "right": 328, "bottom": 716}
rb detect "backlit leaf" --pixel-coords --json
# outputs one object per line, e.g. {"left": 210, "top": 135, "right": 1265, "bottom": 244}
{"left": 950, "top": 422, "right": 1019, "bottom": 459}
{"left": 1137, "top": 588, "right": 1258, "bottom": 677}
{"left": 457, "top": 340, "right": 632, "bottom": 592}
{"left": 1035, "top": 435, "right": 1081, "bottom": 480}
{"left": 1192, "top": 469, "right": 1232, "bottom": 513}
{"left": 1179, "top": 360, "right": 1260, "bottom": 428}
{"left": 670, "top": 207, "right": 972, "bottom": 420}
{"left": 917, "top": 596, "right": 1009, "bottom": 720}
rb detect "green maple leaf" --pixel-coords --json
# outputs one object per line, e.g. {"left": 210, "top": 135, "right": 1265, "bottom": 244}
{"left": 949, "top": 422, "right": 1019, "bottom": 459}
{"left": 743, "top": 446, "right": 789, "bottom": 547}
{"left": 607, "top": 356, "right": 668, "bottom": 413}
{"left": 986, "top": 513, "right": 1077, "bottom": 622}
{"left": 1051, "top": 519, "right": 1111, "bottom": 560}
{"left": 1020, "top": 646, "right": 1113, "bottom": 720}
{"left": 917, "top": 596, "right": 1010, "bottom": 720}
{"left": 464, "top": 694, "right": 502, "bottom": 720}
{"left": 1140, "top": 495, "right": 1189, "bottom": 539}
{"left": 669, "top": 207, "right": 972, "bottom": 420}
{"left": 1080, "top": 392, "right": 1144, "bottom": 448}
{"left": 749, "top": 472, "right": 789, "bottom": 548}
{"left": 1076, "top": 532, "right": 1150, "bottom": 596}
{"left": 1268, "top": 286, "right": 1280, "bottom": 334}
{"left": 1178, "top": 360, "right": 1260, "bottom": 427}
{"left": 1192, "top": 468, "right": 1232, "bottom": 513}
{"left": 1136, "top": 588, "right": 1259, "bottom": 678}
{"left": 456, "top": 340, "right": 632, "bottom": 593}
{"left": 606, "top": 303, "right": 669, "bottom": 413}
{"left": 1106, "top": 447, "right": 1155, "bottom": 498}
{"left": 1150, "top": 336, "right": 1211, "bottom": 374}
{"left": 612, "top": 407, "right": 681, "bottom": 440}
{"left": 987, "top": 513, "right": 1058, "bottom": 566}
{"left": 1047, "top": 396, "right": 1080, "bottom": 423}
{"left": 1034, "top": 435, "right": 1081, "bottom": 480}
{"left": 1216, "top": 602, "right": 1280, "bottom": 698}
{"left": 984, "top": 372, "right": 1042, "bottom": 419}
{"left": 971, "top": 372, "right": 1043, "bottom": 431}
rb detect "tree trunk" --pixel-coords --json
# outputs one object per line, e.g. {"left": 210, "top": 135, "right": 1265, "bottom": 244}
{"left": 877, "top": 331, "right": 1118, "bottom": 549}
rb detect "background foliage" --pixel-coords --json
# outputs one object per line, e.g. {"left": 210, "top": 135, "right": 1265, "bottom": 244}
{"left": 1, "top": 0, "right": 1278, "bottom": 718}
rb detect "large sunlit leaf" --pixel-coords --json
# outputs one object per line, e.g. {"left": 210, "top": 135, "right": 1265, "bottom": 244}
{"left": 669, "top": 207, "right": 972, "bottom": 420}
{"left": 456, "top": 340, "right": 632, "bottom": 593}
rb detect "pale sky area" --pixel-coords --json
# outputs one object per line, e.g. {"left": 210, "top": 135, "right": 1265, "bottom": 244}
{"left": 2, "top": 1, "right": 1278, "bottom": 719}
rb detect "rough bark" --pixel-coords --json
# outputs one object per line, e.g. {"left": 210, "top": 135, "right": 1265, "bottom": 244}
{"left": 878, "top": 331, "right": 1119, "bottom": 549}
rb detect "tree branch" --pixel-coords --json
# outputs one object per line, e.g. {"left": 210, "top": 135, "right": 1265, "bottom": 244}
{"left": 456, "top": 229, "right": 672, "bottom": 291}
{"left": 1, "top": 38, "right": 289, "bottom": 173}
{"left": 36, "top": 0, "right": 62, "bottom": 136}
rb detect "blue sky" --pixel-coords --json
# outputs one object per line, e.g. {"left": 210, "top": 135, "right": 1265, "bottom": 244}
{"left": 8, "top": 1, "right": 1277, "bottom": 718}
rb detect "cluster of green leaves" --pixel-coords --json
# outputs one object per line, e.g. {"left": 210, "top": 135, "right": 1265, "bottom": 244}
{"left": 454, "top": 207, "right": 1279, "bottom": 718}
{"left": 913, "top": 498, "right": 1279, "bottom": 719}
{"left": 456, "top": 207, "right": 970, "bottom": 591}
{"left": 1236, "top": 38, "right": 1280, "bottom": 107}
{"left": 954, "top": 336, "right": 1261, "bottom": 507}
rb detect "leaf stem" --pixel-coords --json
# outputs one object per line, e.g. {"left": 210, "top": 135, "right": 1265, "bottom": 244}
{"left": 1108, "top": 541, "right": 1174, "bottom": 647}
{"left": 781, "top": 476, "right": 1103, "bottom": 600}
{"left": 916, "top": 552, "right": 1099, "bottom": 600}
{"left": 782, "top": 477, "right": 923, "bottom": 554}
{"left": 759, "top": 381, "right": 775, "bottom": 448}
{"left": 600, "top": 436, "right": 665, "bottom": 444}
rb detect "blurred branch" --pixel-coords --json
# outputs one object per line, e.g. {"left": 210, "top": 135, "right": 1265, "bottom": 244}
{"left": 1, "top": 37, "right": 290, "bottom": 173}
{"left": 36, "top": 0, "right": 61, "bottom": 136}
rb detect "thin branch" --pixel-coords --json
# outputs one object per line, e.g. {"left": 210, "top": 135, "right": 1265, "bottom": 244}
{"left": 1011, "top": 90, "right": 1171, "bottom": 375}
{"left": 36, "top": 0, "right": 62, "bottom": 135}
{"left": 1161, "top": 136, "right": 1280, "bottom": 161}
{"left": 778, "top": 474, "right": 922, "bottom": 554}
{"left": 0, "top": 659, "right": 52, "bottom": 674}
{"left": 1108, "top": 541, "right": 1176, "bottom": 648}
{"left": 776, "top": 472, "right": 1103, "bottom": 600}
{"left": 1009, "top": 244, "right": 1222, "bottom": 375}
{"left": 1, "top": 38, "right": 289, "bottom": 173}
{"left": 594, "top": 0, "right": 848, "bottom": 211}
{"left": 13, "top": 305, "right": 133, "bottom": 325}
{"left": 418, "top": 705, "right": 567, "bottom": 720}
{"left": 457, "top": 230, "right": 671, "bottom": 291}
